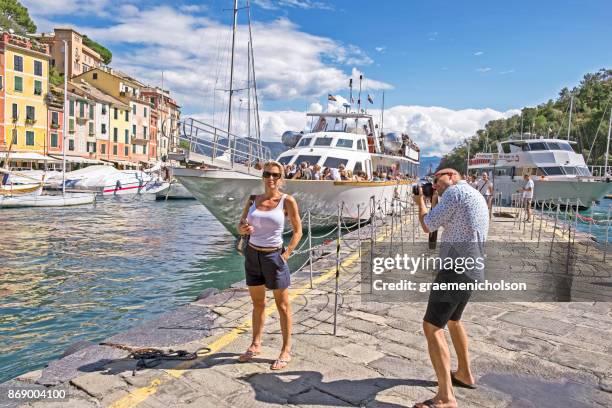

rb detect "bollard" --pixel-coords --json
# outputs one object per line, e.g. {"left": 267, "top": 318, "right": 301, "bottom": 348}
{"left": 604, "top": 205, "right": 610, "bottom": 263}
{"left": 333, "top": 204, "right": 341, "bottom": 336}
{"left": 549, "top": 202, "right": 560, "bottom": 257}
{"left": 308, "top": 210, "right": 313, "bottom": 289}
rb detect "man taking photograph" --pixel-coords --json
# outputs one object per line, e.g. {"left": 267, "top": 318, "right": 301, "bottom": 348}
{"left": 412, "top": 168, "right": 489, "bottom": 408}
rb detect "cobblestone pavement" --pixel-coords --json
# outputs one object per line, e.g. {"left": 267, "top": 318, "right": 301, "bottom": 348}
{"left": 5, "top": 205, "right": 612, "bottom": 408}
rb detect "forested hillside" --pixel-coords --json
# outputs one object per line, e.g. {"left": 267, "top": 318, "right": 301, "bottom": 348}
{"left": 438, "top": 69, "right": 612, "bottom": 172}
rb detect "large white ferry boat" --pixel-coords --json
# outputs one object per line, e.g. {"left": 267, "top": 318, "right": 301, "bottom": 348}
{"left": 468, "top": 135, "right": 611, "bottom": 206}
{"left": 173, "top": 112, "right": 420, "bottom": 234}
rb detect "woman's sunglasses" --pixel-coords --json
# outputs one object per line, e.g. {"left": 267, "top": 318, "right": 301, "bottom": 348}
{"left": 262, "top": 171, "right": 282, "bottom": 180}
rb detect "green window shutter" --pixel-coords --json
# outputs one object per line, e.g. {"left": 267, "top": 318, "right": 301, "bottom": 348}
{"left": 79, "top": 101, "right": 85, "bottom": 117}
{"left": 125, "top": 129, "right": 129, "bottom": 144}
{"left": 14, "top": 76, "right": 23, "bottom": 92}
{"left": 69, "top": 118, "right": 74, "bottom": 131}
{"left": 51, "top": 133, "right": 58, "bottom": 147}
{"left": 70, "top": 100, "right": 74, "bottom": 116}
{"left": 89, "top": 122, "right": 94, "bottom": 135}
{"left": 89, "top": 104, "right": 94, "bottom": 119}
{"left": 26, "top": 131, "right": 35, "bottom": 146}
{"left": 34, "top": 80, "right": 42, "bottom": 95}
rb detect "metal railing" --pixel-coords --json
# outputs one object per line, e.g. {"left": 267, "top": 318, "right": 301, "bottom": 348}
{"left": 179, "top": 117, "right": 272, "bottom": 169}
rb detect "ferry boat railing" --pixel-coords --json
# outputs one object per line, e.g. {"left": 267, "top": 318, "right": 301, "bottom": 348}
{"left": 588, "top": 165, "right": 610, "bottom": 180}
{"left": 179, "top": 117, "right": 272, "bottom": 171}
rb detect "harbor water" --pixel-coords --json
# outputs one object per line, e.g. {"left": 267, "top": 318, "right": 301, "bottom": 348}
{"left": 0, "top": 196, "right": 242, "bottom": 384}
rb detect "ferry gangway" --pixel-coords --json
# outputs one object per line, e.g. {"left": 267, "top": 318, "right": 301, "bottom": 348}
{"left": 173, "top": 117, "right": 272, "bottom": 173}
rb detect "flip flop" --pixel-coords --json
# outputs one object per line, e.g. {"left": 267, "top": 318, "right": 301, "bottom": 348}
{"left": 450, "top": 371, "right": 477, "bottom": 389}
{"left": 238, "top": 349, "right": 260, "bottom": 363}
{"left": 412, "top": 399, "right": 436, "bottom": 408}
{"left": 270, "top": 357, "right": 291, "bottom": 370}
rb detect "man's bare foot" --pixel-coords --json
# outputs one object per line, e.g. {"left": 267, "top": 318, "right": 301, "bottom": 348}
{"left": 413, "top": 396, "right": 457, "bottom": 408}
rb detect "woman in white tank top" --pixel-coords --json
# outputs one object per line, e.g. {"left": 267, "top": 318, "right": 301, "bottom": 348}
{"left": 237, "top": 161, "right": 302, "bottom": 370}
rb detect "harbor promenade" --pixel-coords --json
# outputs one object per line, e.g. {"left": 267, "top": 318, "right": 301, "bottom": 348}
{"left": 3, "top": 203, "right": 612, "bottom": 408}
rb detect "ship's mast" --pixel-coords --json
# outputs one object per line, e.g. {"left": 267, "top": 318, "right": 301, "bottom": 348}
{"left": 227, "top": 0, "right": 238, "bottom": 134}
{"left": 605, "top": 106, "right": 612, "bottom": 177}
{"left": 567, "top": 93, "right": 573, "bottom": 140}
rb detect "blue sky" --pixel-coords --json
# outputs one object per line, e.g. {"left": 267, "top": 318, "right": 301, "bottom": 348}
{"left": 25, "top": 0, "right": 612, "bottom": 155}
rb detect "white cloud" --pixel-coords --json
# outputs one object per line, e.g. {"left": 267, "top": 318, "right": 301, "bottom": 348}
{"left": 500, "top": 69, "right": 516, "bottom": 74}
{"left": 23, "top": 0, "right": 112, "bottom": 18}
{"left": 253, "top": 0, "right": 333, "bottom": 10}
{"left": 375, "top": 46, "right": 386, "bottom": 53}
{"left": 56, "top": 6, "right": 387, "bottom": 117}
{"left": 193, "top": 104, "right": 518, "bottom": 156}
{"left": 476, "top": 67, "right": 492, "bottom": 72}
{"left": 473, "top": 51, "right": 484, "bottom": 56}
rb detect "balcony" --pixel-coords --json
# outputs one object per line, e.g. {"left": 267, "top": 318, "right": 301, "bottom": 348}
{"left": 76, "top": 116, "right": 88, "bottom": 124}
{"left": 131, "top": 136, "right": 148, "bottom": 146}
{"left": 25, "top": 118, "right": 36, "bottom": 125}
{"left": 50, "top": 122, "right": 60, "bottom": 129}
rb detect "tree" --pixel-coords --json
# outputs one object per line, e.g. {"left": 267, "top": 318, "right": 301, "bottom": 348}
{"left": 82, "top": 35, "right": 112, "bottom": 65}
{"left": 0, "top": 0, "right": 36, "bottom": 33}
{"left": 49, "top": 65, "right": 64, "bottom": 87}
{"left": 438, "top": 69, "right": 612, "bottom": 172}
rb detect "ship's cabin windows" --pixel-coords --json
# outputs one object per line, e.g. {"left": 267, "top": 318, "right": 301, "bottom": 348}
{"left": 314, "top": 137, "right": 333, "bottom": 147}
{"left": 297, "top": 137, "right": 312, "bottom": 147}
{"left": 336, "top": 138, "right": 353, "bottom": 149}
{"left": 563, "top": 166, "right": 576, "bottom": 175}
{"left": 527, "top": 142, "right": 547, "bottom": 151}
{"left": 294, "top": 155, "right": 320, "bottom": 166}
{"left": 546, "top": 142, "right": 561, "bottom": 150}
{"left": 540, "top": 166, "right": 564, "bottom": 175}
{"left": 278, "top": 155, "right": 294, "bottom": 165}
{"left": 357, "top": 139, "right": 367, "bottom": 151}
{"left": 560, "top": 143, "right": 574, "bottom": 152}
{"left": 577, "top": 166, "right": 591, "bottom": 176}
{"left": 354, "top": 161, "right": 363, "bottom": 173}
{"left": 323, "top": 157, "right": 348, "bottom": 169}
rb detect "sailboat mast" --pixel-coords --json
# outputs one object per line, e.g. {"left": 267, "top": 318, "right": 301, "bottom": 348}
{"left": 380, "top": 91, "right": 385, "bottom": 134}
{"left": 246, "top": 0, "right": 262, "bottom": 157}
{"left": 227, "top": 0, "right": 238, "bottom": 135}
{"left": 247, "top": 40, "right": 251, "bottom": 140}
{"left": 62, "top": 40, "right": 68, "bottom": 196}
{"left": 567, "top": 94, "right": 573, "bottom": 140}
{"left": 605, "top": 106, "right": 612, "bottom": 177}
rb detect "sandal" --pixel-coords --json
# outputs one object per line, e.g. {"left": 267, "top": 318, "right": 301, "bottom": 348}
{"left": 450, "top": 371, "right": 477, "bottom": 389}
{"left": 270, "top": 355, "right": 291, "bottom": 370}
{"left": 412, "top": 399, "right": 436, "bottom": 408}
{"left": 238, "top": 349, "right": 260, "bottom": 363}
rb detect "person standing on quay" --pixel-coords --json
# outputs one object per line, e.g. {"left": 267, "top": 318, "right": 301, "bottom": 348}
{"left": 413, "top": 168, "right": 489, "bottom": 408}
{"left": 521, "top": 174, "right": 534, "bottom": 222}
{"left": 237, "top": 161, "right": 302, "bottom": 370}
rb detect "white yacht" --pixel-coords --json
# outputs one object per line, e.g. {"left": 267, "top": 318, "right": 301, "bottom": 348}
{"left": 173, "top": 112, "right": 420, "bottom": 233}
{"left": 468, "top": 135, "right": 611, "bottom": 206}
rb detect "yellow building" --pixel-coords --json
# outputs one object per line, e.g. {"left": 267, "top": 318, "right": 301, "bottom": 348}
{"left": 74, "top": 67, "right": 141, "bottom": 165}
{"left": 1, "top": 33, "right": 50, "bottom": 154}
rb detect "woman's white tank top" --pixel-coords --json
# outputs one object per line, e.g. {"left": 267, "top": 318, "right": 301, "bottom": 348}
{"left": 246, "top": 194, "right": 286, "bottom": 247}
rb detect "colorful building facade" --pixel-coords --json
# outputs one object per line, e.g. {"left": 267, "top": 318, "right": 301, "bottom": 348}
{"left": 0, "top": 32, "right": 50, "bottom": 154}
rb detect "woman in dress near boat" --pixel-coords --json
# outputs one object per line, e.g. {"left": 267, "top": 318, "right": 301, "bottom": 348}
{"left": 237, "top": 160, "right": 302, "bottom": 370}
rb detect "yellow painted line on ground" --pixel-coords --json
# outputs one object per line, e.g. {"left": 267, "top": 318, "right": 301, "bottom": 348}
{"left": 109, "top": 226, "right": 393, "bottom": 408}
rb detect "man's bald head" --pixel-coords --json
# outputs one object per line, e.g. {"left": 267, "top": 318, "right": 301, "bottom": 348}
{"left": 434, "top": 167, "right": 461, "bottom": 194}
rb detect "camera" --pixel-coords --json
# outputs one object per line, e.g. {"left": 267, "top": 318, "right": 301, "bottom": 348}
{"left": 412, "top": 182, "right": 434, "bottom": 198}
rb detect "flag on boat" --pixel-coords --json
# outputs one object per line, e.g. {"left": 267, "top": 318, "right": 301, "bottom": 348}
{"left": 328, "top": 94, "right": 337, "bottom": 102}
{"left": 367, "top": 94, "right": 374, "bottom": 104}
